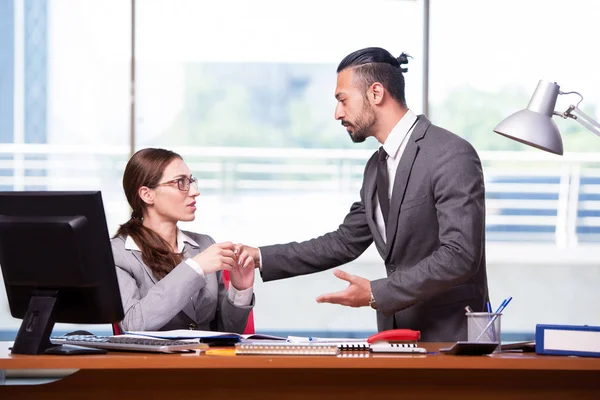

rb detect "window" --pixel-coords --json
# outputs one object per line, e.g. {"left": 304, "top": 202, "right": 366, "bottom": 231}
{"left": 430, "top": 0, "right": 600, "bottom": 334}
{"left": 136, "top": 0, "right": 424, "bottom": 333}
{"left": 0, "top": 0, "right": 130, "bottom": 333}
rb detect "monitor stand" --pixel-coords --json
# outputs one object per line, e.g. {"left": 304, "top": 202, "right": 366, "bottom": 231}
{"left": 11, "top": 291, "right": 106, "bottom": 355}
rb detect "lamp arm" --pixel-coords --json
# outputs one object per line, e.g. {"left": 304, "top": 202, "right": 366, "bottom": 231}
{"left": 569, "top": 106, "right": 600, "bottom": 137}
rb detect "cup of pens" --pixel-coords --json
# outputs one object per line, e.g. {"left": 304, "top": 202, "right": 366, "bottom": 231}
{"left": 465, "top": 297, "right": 512, "bottom": 353}
{"left": 466, "top": 312, "right": 502, "bottom": 352}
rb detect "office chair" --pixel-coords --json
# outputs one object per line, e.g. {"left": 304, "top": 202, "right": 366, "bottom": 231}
{"left": 112, "top": 323, "right": 123, "bottom": 335}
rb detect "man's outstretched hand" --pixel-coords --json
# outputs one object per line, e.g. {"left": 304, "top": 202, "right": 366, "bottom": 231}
{"left": 316, "top": 269, "right": 372, "bottom": 308}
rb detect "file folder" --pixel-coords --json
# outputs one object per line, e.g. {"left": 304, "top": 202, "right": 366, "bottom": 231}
{"left": 535, "top": 324, "right": 600, "bottom": 357}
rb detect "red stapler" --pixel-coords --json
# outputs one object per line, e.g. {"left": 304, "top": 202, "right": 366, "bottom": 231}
{"left": 367, "top": 329, "right": 421, "bottom": 344}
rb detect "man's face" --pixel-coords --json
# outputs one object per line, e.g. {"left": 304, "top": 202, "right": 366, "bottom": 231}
{"left": 334, "top": 68, "right": 376, "bottom": 143}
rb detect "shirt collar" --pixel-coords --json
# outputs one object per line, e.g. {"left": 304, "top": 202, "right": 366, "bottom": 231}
{"left": 381, "top": 109, "right": 417, "bottom": 159}
{"left": 124, "top": 228, "right": 199, "bottom": 252}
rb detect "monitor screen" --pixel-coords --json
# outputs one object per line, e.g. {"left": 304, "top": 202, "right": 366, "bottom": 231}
{"left": 0, "top": 191, "right": 124, "bottom": 354}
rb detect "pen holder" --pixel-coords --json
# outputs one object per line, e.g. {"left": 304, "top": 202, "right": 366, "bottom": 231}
{"left": 466, "top": 312, "right": 501, "bottom": 352}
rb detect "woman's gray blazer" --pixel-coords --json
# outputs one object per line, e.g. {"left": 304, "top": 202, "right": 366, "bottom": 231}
{"left": 111, "top": 230, "right": 254, "bottom": 333}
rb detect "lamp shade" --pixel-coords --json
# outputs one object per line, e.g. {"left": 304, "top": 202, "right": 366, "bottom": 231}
{"left": 494, "top": 80, "right": 564, "bottom": 155}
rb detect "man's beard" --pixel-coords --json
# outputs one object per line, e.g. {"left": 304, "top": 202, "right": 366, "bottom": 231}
{"left": 344, "top": 102, "right": 376, "bottom": 143}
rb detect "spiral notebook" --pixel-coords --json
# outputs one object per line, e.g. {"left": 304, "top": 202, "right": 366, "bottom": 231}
{"left": 369, "top": 342, "right": 426, "bottom": 353}
{"left": 339, "top": 342, "right": 425, "bottom": 353}
{"left": 235, "top": 341, "right": 426, "bottom": 355}
{"left": 287, "top": 336, "right": 426, "bottom": 353}
{"left": 235, "top": 342, "right": 339, "bottom": 356}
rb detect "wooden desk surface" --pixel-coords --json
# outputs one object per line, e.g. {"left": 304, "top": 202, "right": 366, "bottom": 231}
{"left": 2, "top": 341, "right": 600, "bottom": 370}
{"left": 2, "top": 341, "right": 600, "bottom": 400}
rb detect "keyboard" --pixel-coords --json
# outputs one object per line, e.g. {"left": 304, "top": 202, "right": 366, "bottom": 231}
{"left": 50, "top": 335, "right": 208, "bottom": 354}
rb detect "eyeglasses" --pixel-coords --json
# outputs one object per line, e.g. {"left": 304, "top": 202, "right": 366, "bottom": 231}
{"left": 156, "top": 176, "right": 198, "bottom": 192}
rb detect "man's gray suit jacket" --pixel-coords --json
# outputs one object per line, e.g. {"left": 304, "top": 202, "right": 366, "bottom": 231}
{"left": 260, "top": 116, "right": 488, "bottom": 342}
{"left": 111, "top": 231, "right": 254, "bottom": 333}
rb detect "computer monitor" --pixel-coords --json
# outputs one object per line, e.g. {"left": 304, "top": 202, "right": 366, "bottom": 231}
{"left": 0, "top": 191, "right": 124, "bottom": 354}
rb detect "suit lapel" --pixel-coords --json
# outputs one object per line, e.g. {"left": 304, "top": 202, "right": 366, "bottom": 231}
{"left": 180, "top": 243, "right": 200, "bottom": 321}
{"left": 364, "top": 154, "right": 386, "bottom": 251}
{"left": 385, "top": 142, "right": 419, "bottom": 247}
{"left": 385, "top": 116, "right": 431, "bottom": 254}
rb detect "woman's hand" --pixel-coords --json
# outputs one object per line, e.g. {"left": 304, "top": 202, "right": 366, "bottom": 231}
{"left": 234, "top": 244, "right": 260, "bottom": 269}
{"left": 229, "top": 244, "right": 255, "bottom": 291}
{"left": 192, "top": 242, "right": 236, "bottom": 274}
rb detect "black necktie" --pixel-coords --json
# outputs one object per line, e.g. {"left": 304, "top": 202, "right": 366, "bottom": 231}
{"left": 376, "top": 147, "right": 390, "bottom": 226}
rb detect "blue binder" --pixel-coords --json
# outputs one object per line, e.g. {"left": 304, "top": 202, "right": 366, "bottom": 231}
{"left": 535, "top": 324, "right": 600, "bottom": 357}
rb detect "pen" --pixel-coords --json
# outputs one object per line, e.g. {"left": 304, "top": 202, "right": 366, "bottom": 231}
{"left": 286, "top": 336, "right": 313, "bottom": 343}
{"left": 475, "top": 296, "right": 513, "bottom": 342}
{"left": 494, "top": 296, "right": 512, "bottom": 314}
{"left": 494, "top": 299, "right": 505, "bottom": 314}
{"left": 499, "top": 297, "right": 512, "bottom": 312}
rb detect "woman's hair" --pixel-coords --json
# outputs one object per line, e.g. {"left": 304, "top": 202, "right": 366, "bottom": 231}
{"left": 115, "top": 148, "right": 184, "bottom": 279}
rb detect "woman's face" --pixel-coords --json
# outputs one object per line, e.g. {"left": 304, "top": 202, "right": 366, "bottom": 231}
{"left": 147, "top": 158, "right": 199, "bottom": 223}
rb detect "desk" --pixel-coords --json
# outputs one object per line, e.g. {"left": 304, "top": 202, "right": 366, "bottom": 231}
{"left": 1, "top": 342, "right": 600, "bottom": 399}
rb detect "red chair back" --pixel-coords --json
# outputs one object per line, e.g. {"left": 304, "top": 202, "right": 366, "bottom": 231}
{"left": 112, "top": 323, "right": 122, "bottom": 335}
{"left": 222, "top": 270, "right": 255, "bottom": 334}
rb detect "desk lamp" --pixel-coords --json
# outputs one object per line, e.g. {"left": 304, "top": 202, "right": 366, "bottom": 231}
{"left": 493, "top": 80, "right": 600, "bottom": 155}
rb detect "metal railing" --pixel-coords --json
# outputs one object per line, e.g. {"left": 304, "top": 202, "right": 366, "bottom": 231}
{"left": 481, "top": 151, "right": 600, "bottom": 247}
{"left": 1, "top": 144, "right": 599, "bottom": 247}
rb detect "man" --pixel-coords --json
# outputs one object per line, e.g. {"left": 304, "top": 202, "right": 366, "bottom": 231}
{"left": 237, "top": 47, "right": 489, "bottom": 342}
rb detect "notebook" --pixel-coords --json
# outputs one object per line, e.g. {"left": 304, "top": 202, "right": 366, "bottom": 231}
{"left": 338, "top": 342, "right": 371, "bottom": 350}
{"left": 234, "top": 341, "right": 426, "bottom": 355}
{"left": 235, "top": 342, "right": 339, "bottom": 356}
{"left": 287, "top": 336, "right": 369, "bottom": 349}
{"left": 338, "top": 342, "right": 426, "bottom": 353}
{"left": 286, "top": 336, "right": 426, "bottom": 353}
{"left": 369, "top": 342, "right": 426, "bottom": 353}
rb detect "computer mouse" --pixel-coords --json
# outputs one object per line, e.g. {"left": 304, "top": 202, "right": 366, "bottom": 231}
{"left": 65, "top": 330, "right": 94, "bottom": 336}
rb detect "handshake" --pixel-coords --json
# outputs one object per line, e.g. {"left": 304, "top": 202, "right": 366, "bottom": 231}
{"left": 191, "top": 242, "right": 259, "bottom": 275}
{"left": 191, "top": 241, "right": 373, "bottom": 309}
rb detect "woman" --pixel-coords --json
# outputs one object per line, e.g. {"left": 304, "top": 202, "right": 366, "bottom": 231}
{"left": 112, "top": 148, "right": 254, "bottom": 333}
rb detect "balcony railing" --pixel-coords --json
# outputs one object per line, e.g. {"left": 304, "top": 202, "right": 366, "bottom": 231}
{"left": 1, "top": 143, "right": 599, "bottom": 247}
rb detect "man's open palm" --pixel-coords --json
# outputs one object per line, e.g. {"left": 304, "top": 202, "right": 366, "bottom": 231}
{"left": 316, "top": 269, "right": 371, "bottom": 308}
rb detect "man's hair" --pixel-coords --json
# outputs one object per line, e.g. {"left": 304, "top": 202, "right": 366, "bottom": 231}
{"left": 337, "top": 47, "right": 410, "bottom": 106}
